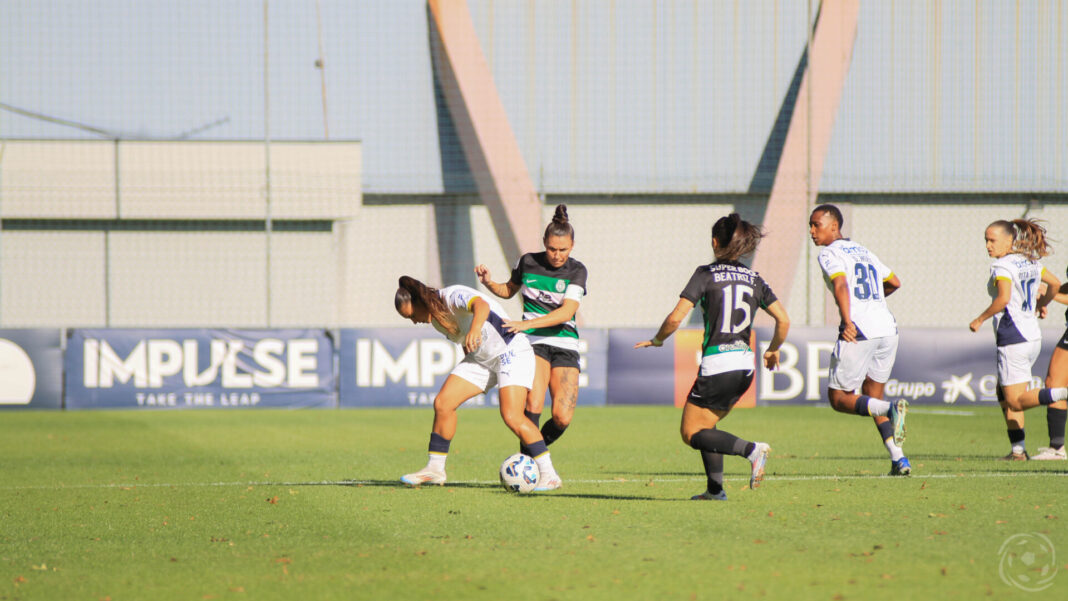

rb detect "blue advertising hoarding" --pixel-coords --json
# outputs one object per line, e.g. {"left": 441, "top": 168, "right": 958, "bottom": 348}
{"left": 0, "top": 329, "right": 63, "bottom": 409}
{"left": 65, "top": 329, "right": 336, "bottom": 409}
{"left": 338, "top": 328, "right": 608, "bottom": 408}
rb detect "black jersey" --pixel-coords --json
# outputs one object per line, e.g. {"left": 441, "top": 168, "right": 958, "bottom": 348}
{"left": 508, "top": 252, "right": 588, "bottom": 350}
{"left": 680, "top": 260, "right": 777, "bottom": 362}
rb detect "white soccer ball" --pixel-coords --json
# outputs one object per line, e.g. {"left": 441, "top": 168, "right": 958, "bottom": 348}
{"left": 499, "top": 453, "right": 540, "bottom": 493}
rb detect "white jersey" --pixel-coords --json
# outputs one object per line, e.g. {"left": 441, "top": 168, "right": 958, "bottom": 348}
{"left": 988, "top": 254, "right": 1045, "bottom": 346}
{"left": 817, "top": 239, "right": 898, "bottom": 340}
{"left": 434, "top": 285, "right": 531, "bottom": 365}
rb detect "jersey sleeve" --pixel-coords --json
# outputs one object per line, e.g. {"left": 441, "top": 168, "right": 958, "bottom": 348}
{"left": 441, "top": 286, "right": 479, "bottom": 312}
{"left": 755, "top": 275, "right": 779, "bottom": 309}
{"left": 563, "top": 263, "right": 588, "bottom": 301}
{"left": 507, "top": 254, "right": 528, "bottom": 287}
{"left": 990, "top": 261, "right": 1012, "bottom": 281}
{"left": 816, "top": 248, "right": 845, "bottom": 280}
{"left": 871, "top": 253, "right": 894, "bottom": 282}
{"left": 679, "top": 266, "right": 707, "bottom": 304}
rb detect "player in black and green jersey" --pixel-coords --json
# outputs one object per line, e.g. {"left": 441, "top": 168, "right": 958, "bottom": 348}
{"left": 476, "top": 205, "right": 588, "bottom": 465}
{"left": 636, "top": 214, "right": 790, "bottom": 501}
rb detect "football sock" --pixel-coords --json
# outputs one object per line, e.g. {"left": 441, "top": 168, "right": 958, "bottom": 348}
{"left": 541, "top": 419, "right": 568, "bottom": 446}
{"left": 519, "top": 411, "right": 541, "bottom": 455}
{"left": 529, "top": 443, "right": 558, "bottom": 479}
{"left": 689, "top": 428, "right": 754, "bottom": 457}
{"left": 877, "top": 420, "right": 905, "bottom": 461}
{"left": 1007, "top": 428, "right": 1026, "bottom": 455}
{"left": 700, "top": 451, "right": 724, "bottom": 495}
{"left": 427, "top": 432, "right": 450, "bottom": 470}
{"left": 1038, "top": 388, "right": 1068, "bottom": 405}
{"left": 854, "top": 395, "right": 891, "bottom": 417}
{"left": 1048, "top": 407, "right": 1067, "bottom": 449}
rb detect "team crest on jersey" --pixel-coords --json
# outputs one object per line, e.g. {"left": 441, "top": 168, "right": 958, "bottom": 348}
{"left": 555, "top": 280, "right": 566, "bottom": 293}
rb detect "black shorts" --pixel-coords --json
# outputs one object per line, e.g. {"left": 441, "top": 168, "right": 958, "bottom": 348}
{"left": 686, "top": 370, "right": 754, "bottom": 411}
{"left": 1058, "top": 326, "right": 1068, "bottom": 351}
{"left": 532, "top": 343, "right": 581, "bottom": 370}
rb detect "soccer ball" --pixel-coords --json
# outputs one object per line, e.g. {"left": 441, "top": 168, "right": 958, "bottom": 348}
{"left": 499, "top": 453, "right": 540, "bottom": 493}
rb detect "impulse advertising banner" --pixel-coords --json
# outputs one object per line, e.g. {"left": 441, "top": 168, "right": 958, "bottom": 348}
{"left": 753, "top": 326, "right": 1063, "bottom": 406}
{"left": 65, "top": 329, "right": 336, "bottom": 409}
{"left": 338, "top": 328, "right": 608, "bottom": 408}
{"left": 0, "top": 329, "right": 63, "bottom": 409}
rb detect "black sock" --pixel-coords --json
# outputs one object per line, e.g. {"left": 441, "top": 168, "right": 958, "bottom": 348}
{"left": 429, "top": 432, "right": 451, "bottom": 454}
{"left": 541, "top": 419, "right": 568, "bottom": 446}
{"left": 876, "top": 419, "right": 894, "bottom": 443}
{"left": 689, "top": 428, "right": 753, "bottom": 457}
{"left": 1048, "top": 407, "right": 1067, "bottom": 449}
{"left": 1007, "top": 428, "right": 1025, "bottom": 446}
{"left": 524, "top": 410, "right": 541, "bottom": 428}
{"left": 700, "top": 451, "right": 724, "bottom": 494}
{"left": 854, "top": 395, "right": 871, "bottom": 416}
{"left": 1038, "top": 389, "right": 1054, "bottom": 406}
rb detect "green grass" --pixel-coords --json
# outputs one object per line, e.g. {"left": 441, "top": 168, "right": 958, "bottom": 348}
{"left": 1, "top": 406, "right": 1065, "bottom": 600}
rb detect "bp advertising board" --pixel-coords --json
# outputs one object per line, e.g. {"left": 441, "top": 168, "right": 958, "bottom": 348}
{"left": 753, "top": 326, "right": 1062, "bottom": 406}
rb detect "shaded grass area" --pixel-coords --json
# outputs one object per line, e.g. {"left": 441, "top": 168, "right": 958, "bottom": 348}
{"left": 1, "top": 406, "right": 1065, "bottom": 600}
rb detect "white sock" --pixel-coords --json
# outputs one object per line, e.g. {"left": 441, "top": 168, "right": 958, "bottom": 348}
{"left": 884, "top": 438, "right": 904, "bottom": 461}
{"left": 533, "top": 452, "right": 558, "bottom": 480}
{"left": 867, "top": 398, "right": 892, "bottom": 417}
{"left": 427, "top": 453, "right": 447, "bottom": 471}
{"left": 1011, "top": 441, "right": 1026, "bottom": 455}
{"left": 1052, "top": 388, "right": 1068, "bottom": 402}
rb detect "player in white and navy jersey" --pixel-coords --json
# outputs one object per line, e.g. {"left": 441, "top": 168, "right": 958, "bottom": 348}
{"left": 394, "top": 275, "right": 563, "bottom": 489}
{"left": 635, "top": 214, "right": 790, "bottom": 501}
{"left": 809, "top": 204, "right": 910, "bottom": 476}
{"left": 475, "top": 205, "right": 588, "bottom": 465}
{"left": 969, "top": 220, "right": 1067, "bottom": 460}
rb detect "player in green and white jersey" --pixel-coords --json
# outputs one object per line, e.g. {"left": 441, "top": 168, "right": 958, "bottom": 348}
{"left": 476, "top": 205, "right": 588, "bottom": 462}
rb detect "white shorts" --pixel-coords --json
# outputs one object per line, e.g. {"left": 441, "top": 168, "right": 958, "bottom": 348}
{"left": 451, "top": 344, "right": 536, "bottom": 392}
{"left": 997, "top": 340, "right": 1041, "bottom": 387}
{"left": 828, "top": 335, "right": 899, "bottom": 392}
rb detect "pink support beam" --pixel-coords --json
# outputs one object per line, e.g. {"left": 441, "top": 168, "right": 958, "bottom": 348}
{"left": 751, "top": 0, "right": 860, "bottom": 311}
{"left": 428, "top": 0, "right": 543, "bottom": 264}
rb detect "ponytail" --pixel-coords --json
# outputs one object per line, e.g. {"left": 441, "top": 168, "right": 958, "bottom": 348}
{"left": 991, "top": 219, "right": 1052, "bottom": 261}
{"left": 395, "top": 276, "right": 457, "bottom": 334}
{"left": 712, "top": 213, "right": 765, "bottom": 261}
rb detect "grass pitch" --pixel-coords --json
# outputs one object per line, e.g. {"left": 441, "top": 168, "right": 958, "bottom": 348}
{"left": 1, "top": 406, "right": 1065, "bottom": 600}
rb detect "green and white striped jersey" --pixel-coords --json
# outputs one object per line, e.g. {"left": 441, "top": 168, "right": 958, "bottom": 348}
{"left": 508, "top": 252, "right": 588, "bottom": 351}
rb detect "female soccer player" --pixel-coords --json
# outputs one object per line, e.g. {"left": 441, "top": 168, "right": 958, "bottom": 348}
{"left": 969, "top": 220, "right": 1067, "bottom": 460}
{"left": 635, "top": 214, "right": 789, "bottom": 501}
{"left": 475, "top": 204, "right": 588, "bottom": 455}
{"left": 1031, "top": 270, "right": 1068, "bottom": 460}
{"left": 394, "top": 275, "right": 562, "bottom": 489}
{"left": 808, "top": 204, "right": 910, "bottom": 476}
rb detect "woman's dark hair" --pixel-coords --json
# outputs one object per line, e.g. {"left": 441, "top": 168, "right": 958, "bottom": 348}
{"left": 989, "top": 218, "right": 1053, "bottom": 261}
{"left": 544, "top": 204, "right": 575, "bottom": 241}
{"left": 812, "top": 203, "right": 844, "bottom": 228}
{"left": 711, "top": 213, "right": 766, "bottom": 261}
{"left": 395, "top": 276, "right": 457, "bottom": 334}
